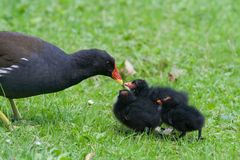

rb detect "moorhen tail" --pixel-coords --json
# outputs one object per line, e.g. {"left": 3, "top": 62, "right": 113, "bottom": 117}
{"left": 0, "top": 31, "right": 123, "bottom": 128}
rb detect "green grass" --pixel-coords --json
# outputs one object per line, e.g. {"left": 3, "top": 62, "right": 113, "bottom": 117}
{"left": 0, "top": 0, "right": 240, "bottom": 159}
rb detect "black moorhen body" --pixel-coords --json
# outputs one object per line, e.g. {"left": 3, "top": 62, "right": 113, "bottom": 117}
{"left": 0, "top": 31, "right": 122, "bottom": 128}
{"left": 113, "top": 90, "right": 161, "bottom": 132}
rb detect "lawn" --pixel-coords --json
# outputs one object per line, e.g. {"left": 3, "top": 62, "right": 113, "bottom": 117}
{"left": 0, "top": 0, "right": 239, "bottom": 159}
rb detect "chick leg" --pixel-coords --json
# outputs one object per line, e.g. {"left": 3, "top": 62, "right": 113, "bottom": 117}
{"left": 179, "top": 131, "right": 186, "bottom": 138}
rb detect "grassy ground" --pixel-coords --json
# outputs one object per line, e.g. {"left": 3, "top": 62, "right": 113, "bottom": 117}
{"left": 0, "top": 0, "right": 239, "bottom": 159}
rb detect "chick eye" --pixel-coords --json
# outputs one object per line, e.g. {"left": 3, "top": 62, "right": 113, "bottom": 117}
{"left": 106, "top": 61, "right": 110, "bottom": 64}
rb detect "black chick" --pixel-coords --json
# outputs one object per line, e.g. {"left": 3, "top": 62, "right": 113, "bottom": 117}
{"left": 124, "top": 79, "right": 188, "bottom": 105}
{"left": 159, "top": 96, "right": 205, "bottom": 140}
{"left": 113, "top": 90, "right": 162, "bottom": 132}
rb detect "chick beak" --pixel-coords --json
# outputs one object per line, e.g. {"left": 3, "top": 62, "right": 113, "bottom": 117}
{"left": 124, "top": 82, "right": 136, "bottom": 89}
{"left": 156, "top": 99, "right": 163, "bottom": 105}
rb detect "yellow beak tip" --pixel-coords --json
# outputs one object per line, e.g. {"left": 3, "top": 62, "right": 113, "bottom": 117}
{"left": 116, "top": 79, "right": 123, "bottom": 85}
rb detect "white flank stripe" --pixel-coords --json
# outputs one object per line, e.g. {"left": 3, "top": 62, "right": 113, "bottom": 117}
{"left": 5, "top": 67, "right": 13, "bottom": 71}
{"left": 0, "top": 69, "right": 9, "bottom": 74}
{"left": 21, "top": 58, "right": 29, "bottom": 61}
{"left": 11, "top": 65, "right": 19, "bottom": 68}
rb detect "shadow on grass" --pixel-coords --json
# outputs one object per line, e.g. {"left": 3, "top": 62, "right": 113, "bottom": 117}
{"left": 113, "top": 125, "right": 205, "bottom": 143}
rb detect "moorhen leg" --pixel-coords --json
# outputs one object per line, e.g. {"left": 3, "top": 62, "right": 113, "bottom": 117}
{"left": 9, "top": 99, "right": 22, "bottom": 120}
{"left": 0, "top": 110, "right": 11, "bottom": 129}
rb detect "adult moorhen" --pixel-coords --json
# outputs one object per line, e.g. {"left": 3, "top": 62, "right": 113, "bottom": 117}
{"left": 0, "top": 31, "right": 123, "bottom": 128}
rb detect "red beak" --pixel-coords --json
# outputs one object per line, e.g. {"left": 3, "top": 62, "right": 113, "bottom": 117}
{"left": 124, "top": 82, "right": 136, "bottom": 89}
{"left": 112, "top": 64, "right": 123, "bottom": 84}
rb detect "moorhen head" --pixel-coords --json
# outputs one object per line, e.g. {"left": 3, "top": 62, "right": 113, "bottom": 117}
{"left": 72, "top": 49, "right": 122, "bottom": 84}
{"left": 0, "top": 31, "right": 123, "bottom": 127}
